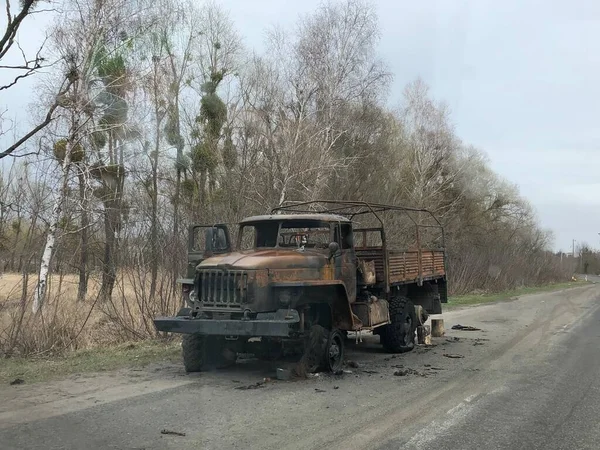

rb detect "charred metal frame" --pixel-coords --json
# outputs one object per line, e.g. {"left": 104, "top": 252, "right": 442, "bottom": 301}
{"left": 272, "top": 200, "right": 446, "bottom": 290}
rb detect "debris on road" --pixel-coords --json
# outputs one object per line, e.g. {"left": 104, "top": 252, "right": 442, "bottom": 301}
{"left": 9, "top": 378, "right": 24, "bottom": 386}
{"left": 431, "top": 318, "right": 445, "bottom": 337}
{"left": 315, "top": 388, "right": 326, "bottom": 393}
{"left": 443, "top": 353, "right": 465, "bottom": 359}
{"left": 235, "top": 380, "right": 268, "bottom": 390}
{"left": 394, "top": 368, "right": 427, "bottom": 377}
{"left": 363, "top": 370, "right": 379, "bottom": 374}
{"left": 161, "top": 429, "right": 186, "bottom": 437}
{"left": 346, "top": 360, "right": 360, "bottom": 368}
{"left": 452, "top": 324, "right": 482, "bottom": 331}
{"left": 276, "top": 368, "right": 291, "bottom": 381}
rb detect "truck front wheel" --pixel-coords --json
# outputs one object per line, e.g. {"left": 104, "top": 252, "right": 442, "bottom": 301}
{"left": 380, "top": 295, "right": 416, "bottom": 353}
{"left": 182, "top": 334, "right": 231, "bottom": 372}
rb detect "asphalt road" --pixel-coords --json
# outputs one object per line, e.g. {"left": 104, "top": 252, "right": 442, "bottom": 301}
{"left": 1, "top": 284, "right": 600, "bottom": 450}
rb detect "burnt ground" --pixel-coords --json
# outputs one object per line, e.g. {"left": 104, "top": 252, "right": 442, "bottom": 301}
{"left": 1, "top": 284, "right": 600, "bottom": 450}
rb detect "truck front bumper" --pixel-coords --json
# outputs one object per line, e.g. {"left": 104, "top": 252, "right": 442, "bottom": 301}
{"left": 153, "top": 309, "right": 300, "bottom": 337}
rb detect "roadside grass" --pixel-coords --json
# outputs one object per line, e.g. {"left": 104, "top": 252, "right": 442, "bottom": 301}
{"left": 447, "top": 281, "right": 585, "bottom": 308}
{"left": 0, "top": 339, "right": 181, "bottom": 385}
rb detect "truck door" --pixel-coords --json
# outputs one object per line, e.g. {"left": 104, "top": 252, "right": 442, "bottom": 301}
{"left": 335, "top": 222, "right": 357, "bottom": 303}
{"left": 186, "top": 224, "right": 231, "bottom": 279}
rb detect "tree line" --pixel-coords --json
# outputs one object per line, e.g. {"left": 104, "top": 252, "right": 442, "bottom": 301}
{"left": 0, "top": 0, "right": 573, "bottom": 354}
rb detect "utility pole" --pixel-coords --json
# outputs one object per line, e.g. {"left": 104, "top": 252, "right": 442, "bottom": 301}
{"left": 573, "top": 239, "right": 576, "bottom": 258}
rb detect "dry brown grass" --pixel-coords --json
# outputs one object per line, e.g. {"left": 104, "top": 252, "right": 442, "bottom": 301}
{"left": 0, "top": 270, "right": 181, "bottom": 357}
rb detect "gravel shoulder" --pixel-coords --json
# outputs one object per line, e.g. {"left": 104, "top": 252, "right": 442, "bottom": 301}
{"left": 1, "top": 284, "right": 599, "bottom": 450}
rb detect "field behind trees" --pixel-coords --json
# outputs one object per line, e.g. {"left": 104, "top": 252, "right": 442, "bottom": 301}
{"left": 0, "top": 0, "right": 574, "bottom": 357}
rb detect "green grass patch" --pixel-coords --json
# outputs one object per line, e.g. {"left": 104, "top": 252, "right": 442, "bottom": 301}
{"left": 447, "top": 281, "right": 584, "bottom": 308}
{"left": 0, "top": 339, "right": 181, "bottom": 385}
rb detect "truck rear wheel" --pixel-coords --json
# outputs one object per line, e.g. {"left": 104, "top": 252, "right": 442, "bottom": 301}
{"left": 380, "top": 295, "right": 416, "bottom": 353}
{"left": 182, "top": 334, "right": 231, "bottom": 372}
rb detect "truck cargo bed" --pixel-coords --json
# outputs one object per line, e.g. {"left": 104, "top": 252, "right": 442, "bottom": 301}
{"left": 355, "top": 247, "right": 445, "bottom": 286}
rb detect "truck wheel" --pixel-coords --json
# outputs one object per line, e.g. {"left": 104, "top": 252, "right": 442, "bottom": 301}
{"left": 295, "top": 324, "right": 328, "bottom": 376}
{"left": 182, "top": 334, "right": 230, "bottom": 372}
{"left": 380, "top": 295, "right": 417, "bottom": 353}
{"left": 323, "top": 329, "right": 344, "bottom": 372}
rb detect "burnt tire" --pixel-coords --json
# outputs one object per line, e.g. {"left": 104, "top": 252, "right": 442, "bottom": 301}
{"left": 181, "top": 334, "right": 230, "bottom": 372}
{"left": 380, "top": 295, "right": 416, "bottom": 353}
{"left": 294, "top": 325, "right": 328, "bottom": 377}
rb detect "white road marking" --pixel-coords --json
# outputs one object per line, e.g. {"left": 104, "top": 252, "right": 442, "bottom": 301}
{"left": 405, "top": 386, "right": 507, "bottom": 449}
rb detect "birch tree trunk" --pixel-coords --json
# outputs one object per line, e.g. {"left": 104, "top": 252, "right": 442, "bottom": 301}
{"left": 32, "top": 141, "right": 72, "bottom": 313}
{"left": 77, "top": 169, "right": 88, "bottom": 302}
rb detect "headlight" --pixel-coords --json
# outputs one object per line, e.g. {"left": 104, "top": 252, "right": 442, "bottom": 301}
{"left": 187, "top": 288, "right": 198, "bottom": 305}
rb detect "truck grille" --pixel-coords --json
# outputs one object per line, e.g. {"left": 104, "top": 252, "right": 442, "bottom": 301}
{"left": 197, "top": 269, "right": 248, "bottom": 307}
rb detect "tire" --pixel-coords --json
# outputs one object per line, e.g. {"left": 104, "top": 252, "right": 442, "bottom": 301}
{"left": 323, "top": 329, "right": 345, "bottom": 373}
{"left": 380, "top": 295, "right": 417, "bottom": 353}
{"left": 181, "top": 334, "right": 231, "bottom": 372}
{"left": 303, "top": 324, "right": 329, "bottom": 372}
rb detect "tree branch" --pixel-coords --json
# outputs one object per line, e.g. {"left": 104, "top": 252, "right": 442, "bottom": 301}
{"left": 0, "top": 0, "right": 37, "bottom": 61}
{"left": 0, "top": 77, "right": 74, "bottom": 159}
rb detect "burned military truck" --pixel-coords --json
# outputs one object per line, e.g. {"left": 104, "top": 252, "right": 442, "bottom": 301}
{"left": 154, "top": 201, "right": 447, "bottom": 372}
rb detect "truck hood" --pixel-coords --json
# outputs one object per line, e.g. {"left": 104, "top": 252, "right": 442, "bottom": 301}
{"left": 197, "top": 249, "right": 329, "bottom": 270}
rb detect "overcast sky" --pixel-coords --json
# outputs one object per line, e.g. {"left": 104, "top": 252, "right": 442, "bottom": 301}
{"left": 2, "top": 0, "right": 600, "bottom": 252}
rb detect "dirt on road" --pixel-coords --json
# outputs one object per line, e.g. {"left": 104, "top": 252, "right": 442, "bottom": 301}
{"left": 1, "top": 284, "right": 599, "bottom": 450}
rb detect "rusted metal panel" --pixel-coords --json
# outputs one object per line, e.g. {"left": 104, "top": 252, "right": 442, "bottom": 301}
{"left": 387, "top": 250, "right": 445, "bottom": 284}
{"left": 351, "top": 298, "right": 390, "bottom": 328}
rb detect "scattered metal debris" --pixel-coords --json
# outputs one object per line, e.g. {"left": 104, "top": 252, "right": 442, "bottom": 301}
{"left": 443, "top": 353, "right": 464, "bottom": 359}
{"left": 451, "top": 324, "right": 482, "bottom": 331}
{"left": 393, "top": 368, "right": 427, "bottom": 377}
{"left": 161, "top": 429, "right": 186, "bottom": 437}
{"left": 276, "top": 368, "right": 291, "bottom": 381}
{"left": 235, "top": 380, "right": 267, "bottom": 390}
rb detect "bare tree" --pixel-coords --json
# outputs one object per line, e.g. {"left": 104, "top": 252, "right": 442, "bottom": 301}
{"left": 0, "top": 1, "right": 80, "bottom": 159}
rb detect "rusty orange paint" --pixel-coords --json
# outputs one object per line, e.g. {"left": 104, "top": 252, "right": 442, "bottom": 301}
{"left": 255, "top": 269, "right": 269, "bottom": 287}
{"left": 321, "top": 265, "right": 334, "bottom": 280}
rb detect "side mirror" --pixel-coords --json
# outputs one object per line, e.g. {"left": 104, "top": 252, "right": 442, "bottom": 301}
{"left": 328, "top": 241, "right": 340, "bottom": 260}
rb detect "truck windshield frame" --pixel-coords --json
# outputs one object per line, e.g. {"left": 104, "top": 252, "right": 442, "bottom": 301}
{"left": 238, "top": 219, "right": 333, "bottom": 250}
